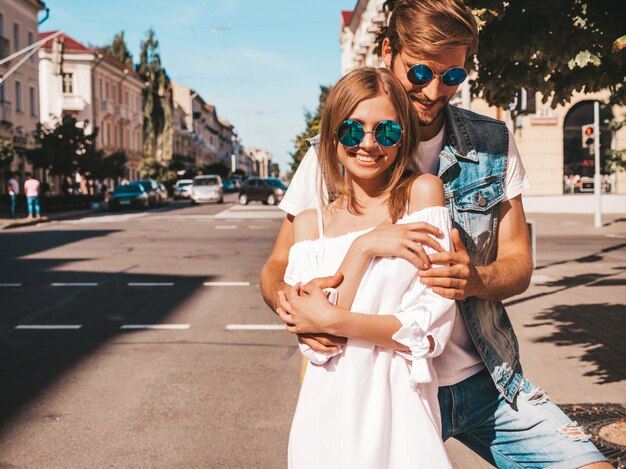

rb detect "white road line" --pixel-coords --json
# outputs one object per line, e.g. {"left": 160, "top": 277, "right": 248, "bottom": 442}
{"left": 249, "top": 225, "right": 267, "bottom": 229}
{"left": 120, "top": 324, "right": 190, "bottom": 330}
{"left": 127, "top": 282, "right": 174, "bottom": 287}
{"left": 225, "top": 324, "right": 286, "bottom": 331}
{"left": 51, "top": 282, "right": 99, "bottom": 287}
{"left": 15, "top": 325, "right": 82, "bottom": 330}
{"left": 215, "top": 225, "right": 237, "bottom": 229}
{"left": 0, "top": 283, "right": 22, "bottom": 287}
{"left": 606, "top": 234, "right": 626, "bottom": 239}
{"left": 203, "top": 281, "right": 250, "bottom": 287}
{"left": 531, "top": 275, "right": 554, "bottom": 284}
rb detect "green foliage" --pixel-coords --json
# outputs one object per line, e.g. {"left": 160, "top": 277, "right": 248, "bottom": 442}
{"left": 137, "top": 29, "right": 174, "bottom": 162}
{"left": 88, "top": 151, "right": 128, "bottom": 180}
{"left": 604, "top": 117, "right": 626, "bottom": 172}
{"left": 26, "top": 115, "right": 103, "bottom": 179}
{"left": 0, "top": 140, "right": 15, "bottom": 172}
{"left": 100, "top": 31, "right": 133, "bottom": 68}
{"left": 374, "top": 1, "right": 625, "bottom": 108}
{"left": 201, "top": 162, "right": 230, "bottom": 180}
{"left": 140, "top": 157, "right": 174, "bottom": 182}
{"left": 289, "top": 85, "right": 332, "bottom": 177}
{"left": 270, "top": 163, "right": 280, "bottom": 177}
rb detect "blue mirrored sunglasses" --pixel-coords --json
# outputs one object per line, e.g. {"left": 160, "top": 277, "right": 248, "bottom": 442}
{"left": 407, "top": 64, "right": 467, "bottom": 87}
{"left": 336, "top": 119, "right": 403, "bottom": 148}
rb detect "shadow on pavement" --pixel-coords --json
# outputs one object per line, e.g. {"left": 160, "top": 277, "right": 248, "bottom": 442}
{"left": 529, "top": 303, "right": 626, "bottom": 384}
{"left": 0, "top": 229, "right": 217, "bottom": 436}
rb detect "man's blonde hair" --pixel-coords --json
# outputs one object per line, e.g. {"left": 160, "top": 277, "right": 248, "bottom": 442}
{"left": 386, "top": 0, "right": 478, "bottom": 62}
{"left": 318, "top": 67, "right": 420, "bottom": 222}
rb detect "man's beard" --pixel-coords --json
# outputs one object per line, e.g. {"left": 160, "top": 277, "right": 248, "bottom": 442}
{"left": 409, "top": 93, "right": 447, "bottom": 126}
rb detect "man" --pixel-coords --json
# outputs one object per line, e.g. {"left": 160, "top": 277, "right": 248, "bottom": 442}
{"left": 7, "top": 172, "right": 19, "bottom": 218}
{"left": 24, "top": 172, "right": 41, "bottom": 220}
{"left": 261, "top": 1, "right": 610, "bottom": 467}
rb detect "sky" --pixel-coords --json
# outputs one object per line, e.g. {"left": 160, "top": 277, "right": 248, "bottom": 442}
{"left": 40, "top": 0, "right": 358, "bottom": 173}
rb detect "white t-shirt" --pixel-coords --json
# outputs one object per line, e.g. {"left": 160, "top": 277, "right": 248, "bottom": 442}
{"left": 279, "top": 126, "right": 530, "bottom": 386}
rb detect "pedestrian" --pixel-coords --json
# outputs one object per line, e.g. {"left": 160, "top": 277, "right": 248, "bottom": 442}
{"left": 277, "top": 67, "right": 455, "bottom": 468}
{"left": 261, "top": 0, "right": 610, "bottom": 467}
{"left": 6, "top": 172, "right": 19, "bottom": 218}
{"left": 24, "top": 172, "right": 41, "bottom": 220}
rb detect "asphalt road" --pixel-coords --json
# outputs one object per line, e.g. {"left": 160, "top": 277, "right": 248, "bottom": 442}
{"left": 0, "top": 194, "right": 297, "bottom": 468}
{"left": 0, "top": 198, "right": 624, "bottom": 468}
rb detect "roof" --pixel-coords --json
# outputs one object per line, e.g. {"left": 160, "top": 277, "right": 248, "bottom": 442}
{"left": 39, "top": 31, "right": 141, "bottom": 80}
{"left": 39, "top": 31, "right": 90, "bottom": 52}
{"left": 341, "top": 11, "right": 353, "bottom": 27}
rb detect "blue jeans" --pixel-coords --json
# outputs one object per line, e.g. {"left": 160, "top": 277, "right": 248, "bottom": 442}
{"left": 9, "top": 193, "right": 16, "bottom": 217}
{"left": 438, "top": 369, "right": 608, "bottom": 468}
{"left": 26, "top": 196, "right": 40, "bottom": 217}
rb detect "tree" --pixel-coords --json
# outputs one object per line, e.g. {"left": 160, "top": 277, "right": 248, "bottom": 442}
{"left": 201, "top": 162, "right": 230, "bottom": 180}
{"left": 140, "top": 157, "right": 173, "bottom": 182}
{"left": 375, "top": 1, "right": 625, "bottom": 108}
{"left": 604, "top": 116, "right": 626, "bottom": 172}
{"left": 100, "top": 31, "right": 133, "bottom": 68}
{"left": 0, "top": 140, "right": 15, "bottom": 173}
{"left": 88, "top": 150, "right": 128, "bottom": 181}
{"left": 289, "top": 85, "right": 332, "bottom": 176}
{"left": 27, "top": 116, "right": 102, "bottom": 180}
{"left": 136, "top": 29, "right": 174, "bottom": 163}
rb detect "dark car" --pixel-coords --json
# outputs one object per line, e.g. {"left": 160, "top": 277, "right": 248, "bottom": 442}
{"left": 222, "top": 178, "right": 242, "bottom": 193}
{"left": 238, "top": 177, "right": 287, "bottom": 205}
{"left": 108, "top": 182, "right": 150, "bottom": 210}
{"left": 136, "top": 179, "right": 160, "bottom": 207}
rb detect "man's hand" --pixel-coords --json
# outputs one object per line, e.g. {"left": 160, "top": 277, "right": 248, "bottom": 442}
{"left": 356, "top": 221, "right": 445, "bottom": 270}
{"left": 278, "top": 273, "right": 347, "bottom": 352}
{"left": 418, "top": 228, "right": 483, "bottom": 300}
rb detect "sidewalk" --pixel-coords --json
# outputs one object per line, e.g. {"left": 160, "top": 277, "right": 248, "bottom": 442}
{"left": 447, "top": 212, "right": 626, "bottom": 468}
{"left": 0, "top": 208, "right": 96, "bottom": 230}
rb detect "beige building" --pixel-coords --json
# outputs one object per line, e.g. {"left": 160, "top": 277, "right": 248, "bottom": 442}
{"left": 245, "top": 147, "right": 272, "bottom": 178}
{"left": 0, "top": 0, "right": 46, "bottom": 186}
{"left": 38, "top": 31, "right": 144, "bottom": 184}
{"left": 339, "top": 0, "right": 626, "bottom": 195}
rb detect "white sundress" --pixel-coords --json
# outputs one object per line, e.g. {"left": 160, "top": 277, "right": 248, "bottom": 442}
{"left": 284, "top": 206, "right": 456, "bottom": 469}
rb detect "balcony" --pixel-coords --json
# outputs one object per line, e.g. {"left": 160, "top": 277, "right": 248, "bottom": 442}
{"left": 0, "top": 100, "right": 12, "bottom": 126}
{"left": 100, "top": 100, "right": 113, "bottom": 116}
{"left": 62, "top": 94, "right": 86, "bottom": 111}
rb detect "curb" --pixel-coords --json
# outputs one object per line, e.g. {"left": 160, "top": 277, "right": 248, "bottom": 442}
{"left": 0, "top": 209, "right": 97, "bottom": 230}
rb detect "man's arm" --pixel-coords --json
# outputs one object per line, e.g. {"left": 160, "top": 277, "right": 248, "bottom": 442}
{"left": 259, "top": 215, "right": 295, "bottom": 312}
{"left": 420, "top": 195, "right": 533, "bottom": 301}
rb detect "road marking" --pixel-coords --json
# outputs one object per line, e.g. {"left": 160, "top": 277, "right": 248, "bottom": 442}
{"left": 531, "top": 275, "right": 554, "bottom": 284}
{"left": 15, "top": 325, "right": 82, "bottom": 330}
{"left": 120, "top": 324, "right": 190, "bottom": 330}
{"left": 225, "top": 324, "right": 286, "bottom": 331}
{"left": 204, "top": 281, "right": 250, "bottom": 287}
{"left": 249, "top": 225, "right": 267, "bottom": 229}
{"left": 51, "top": 282, "right": 98, "bottom": 287}
{"left": 127, "top": 282, "right": 174, "bottom": 287}
{"left": 0, "top": 283, "right": 22, "bottom": 287}
{"left": 606, "top": 234, "right": 626, "bottom": 239}
{"left": 215, "top": 225, "right": 237, "bottom": 229}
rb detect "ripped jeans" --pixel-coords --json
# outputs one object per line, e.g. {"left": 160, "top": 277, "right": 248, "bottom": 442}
{"left": 438, "top": 368, "right": 608, "bottom": 468}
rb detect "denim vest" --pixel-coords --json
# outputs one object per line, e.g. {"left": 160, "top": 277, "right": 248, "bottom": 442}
{"left": 307, "top": 104, "right": 524, "bottom": 402}
{"left": 438, "top": 105, "right": 523, "bottom": 403}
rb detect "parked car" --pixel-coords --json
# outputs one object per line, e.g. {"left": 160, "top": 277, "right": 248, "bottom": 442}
{"left": 238, "top": 177, "right": 287, "bottom": 205}
{"left": 136, "top": 179, "right": 161, "bottom": 207}
{"left": 108, "top": 182, "right": 150, "bottom": 210}
{"left": 156, "top": 182, "right": 169, "bottom": 206}
{"left": 173, "top": 179, "right": 193, "bottom": 199}
{"left": 190, "top": 175, "right": 224, "bottom": 204}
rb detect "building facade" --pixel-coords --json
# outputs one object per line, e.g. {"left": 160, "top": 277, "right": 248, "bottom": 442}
{"left": 38, "top": 31, "right": 144, "bottom": 185}
{"left": 339, "top": 0, "right": 626, "bottom": 195}
{"left": 0, "top": 0, "right": 46, "bottom": 190}
{"left": 245, "top": 147, "right": 272, "bottom": 178}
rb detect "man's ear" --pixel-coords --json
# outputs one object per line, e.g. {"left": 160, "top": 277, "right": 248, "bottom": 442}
{"left": 381, "top": 38, "right": 393, "bottom": 68}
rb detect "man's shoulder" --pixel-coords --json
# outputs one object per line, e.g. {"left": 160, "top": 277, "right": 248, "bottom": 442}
{"left": 448, "top": 104, "right": 506, "bottom": 128}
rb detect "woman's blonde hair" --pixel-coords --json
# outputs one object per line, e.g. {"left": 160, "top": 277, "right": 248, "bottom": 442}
{"left": 318, "top": 67, "right": 420, "bottom": 222}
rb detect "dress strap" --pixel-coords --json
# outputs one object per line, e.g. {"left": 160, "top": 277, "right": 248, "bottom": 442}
{"left": 316, "top": 206, "right": 325, "bottom": 239}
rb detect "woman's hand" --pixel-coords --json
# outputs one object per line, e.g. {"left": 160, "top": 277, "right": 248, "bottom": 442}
{"left": 277, "top": 283, "right": 343, "bottom": 335}
{"left": 355, "top": 221, "right": 445, "bottom": 270}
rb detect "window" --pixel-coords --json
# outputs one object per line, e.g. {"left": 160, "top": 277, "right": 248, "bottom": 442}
{"left": 114, "top": 125, "right": 118, "bottom": 146}
{"left": 106, "top": 123, "right": 111, "bottom": 145}
{"left": 29, "top": 86, "right": 36, "bottom": 116}
{"left": 105, "top": 81, "right": 109, "bottom": 99}
{"left": 15, "top": 81, "right": 22, "bottom": 112}
{"left": 124, "top": 90, "right": 129, "bottom": 105}
{"left": 112, "top": 85, "right": 116, "bottom": 104}
{"left": 99, "top": 78, "right": 103, "bottom": 99}
{"left": 28, "top": 31, "right": 34, "bottom": 62}
{"left": 62, "top": 72, "right": 73, "bottom": 94}
{"left": 101, "top": 121, "right": 104, "bottom": 145}
{"left": 13, "top": 23, "right": 20, "bottom": 52}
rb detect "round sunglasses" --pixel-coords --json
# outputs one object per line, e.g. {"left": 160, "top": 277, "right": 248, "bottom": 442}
{"left": 336, "top": 119, "right": 403, "bottom": 148}
{"left": 402, "top": 58, "right": 467, "bottom": 87}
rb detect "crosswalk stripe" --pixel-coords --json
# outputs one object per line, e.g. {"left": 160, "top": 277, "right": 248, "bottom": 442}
{"left": 0, "top": 283, "right": 22, "bottom": 287}
{"left": 204, "top": 281, "right": 250, "bottom": 287}
{"left": 225, "top": 324, "right": 286, "bottom": 331}
{"left": 51, "top": 282, "right": 98, "bottom": 287}
{"left": 15, "top": 325, "right": 82, "bottom": 330}
{"left": 120, "top": 324, "right": 190, "bottom": 330}
{"left": 127, "top": 282, "right": 174, "bottom": 287}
